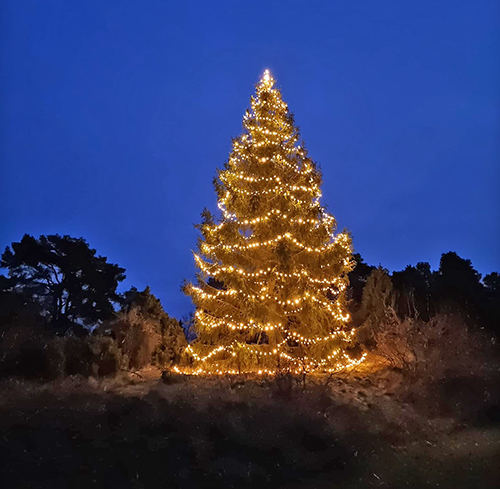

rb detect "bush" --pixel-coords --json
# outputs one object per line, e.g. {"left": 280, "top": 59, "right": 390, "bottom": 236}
{"left": 0, "top": 307, "right": 183, "bottom": 381}
{"left": 0, "top": 326, "right": 65, "bottom": 380}
{"left": 105, "top": 306, "right": 187, "bottom": 371}
{"left": 64, "top": 335, "right": 123, "bottom": 377}
{"left": 64, "top": 336, "right": 95, "bottom": 377}
{"left": 89, "top": 336, "right": 123, "bottom": 376}
{"left": 0, "top": 327, "right": 124, "bottom": 380}
{"left": 108, "top": 308, "right": 160, "bottom": 370}
{"left": 374, "top": 313, "right": 493, "bottom": 380}
{"left": 118, "top": 287, "right": 187, "bottom": 369}
{"left": 358, "top": 267, "right": 496, "bottom": 379}
{"left": 152, "top": 316, "right": 187, "bottom": 368}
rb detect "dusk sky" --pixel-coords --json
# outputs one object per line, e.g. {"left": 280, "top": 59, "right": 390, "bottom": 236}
{"left": 1, "top": 0, "right": 499, "bottom": 319}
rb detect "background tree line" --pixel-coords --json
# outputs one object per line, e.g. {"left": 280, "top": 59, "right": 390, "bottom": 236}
{"left": 0, "top": 233, "right": 498, "bottom": 381}
{"left": 0, "top": 234, "right": 186, "bottom": 380}
{"left": 348, "top": 252, "right": 499, "bottom": 379}
{"left": 349, "top": 251, "right": 499, "bottom": 335}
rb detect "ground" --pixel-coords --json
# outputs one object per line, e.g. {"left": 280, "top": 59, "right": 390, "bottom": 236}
{"left": 0, "top": 360, "right": 499, "bottom": 488}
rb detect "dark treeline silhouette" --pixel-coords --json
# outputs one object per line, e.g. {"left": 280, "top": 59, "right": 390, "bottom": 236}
{"left": 0, "top": 234, "right": 186, "bottom": 380}
{"left": 348, "top": 251, "right": 499, "bottom": 337}
{"left": 0, "top": 233, "right": 498, "bottom": 381}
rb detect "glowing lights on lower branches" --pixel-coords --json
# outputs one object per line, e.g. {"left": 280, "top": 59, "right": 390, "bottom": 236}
{"left": 173, "top": 351, "right": 368, "bottom": 376}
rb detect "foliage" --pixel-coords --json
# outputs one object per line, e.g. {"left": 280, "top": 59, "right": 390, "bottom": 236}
{"left": 359, "top": 267, "right": 496, "bottom": 378}
{"left": 0, "top": 325, "right": 123, "bottom": 380}
{"left": 183, "top": 71, "right": 357, "bottom": 374}
{"left": 353, "top": 251, "right": 499, "bottom": 338}
{"left": 0, "top": 326, "right": 64, "bottom": 380}
{"left": 107, "top": 286, "right": 186, "bottom": 369}
{"left": 0, "top": 262, "right": 185, "bottom": 379}
{"left": 0, "top": 275, "right": 44, "bottom": 329}
{"left": 392, "top": 262, "right": 434, "bottom": 320}
{"left": 359, "top": 266, "right": 395, "bottom": 329}
{"left": 347, "top": 253, "right": 375, "bottom": 307}
{"left": 436, "top": 251, "right": 484, "bottom": 320}
{"left": 1, "top": 234, "right": 126, "bottom": 333}
{"left": 64, "top": 335, "right": 124, "bottom": 377}
{"left": 483, "top": 272, "right": 500, "bottom": 332}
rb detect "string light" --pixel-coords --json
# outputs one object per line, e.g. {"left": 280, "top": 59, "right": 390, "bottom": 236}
{"left": 201, "top": 231, "right": 348, "bottom": 253}
{"left": 194, "top": 255, "right": 347, "bottom": 286}
{"left": 180, "top": 69, "right": 364, "bottom": 375}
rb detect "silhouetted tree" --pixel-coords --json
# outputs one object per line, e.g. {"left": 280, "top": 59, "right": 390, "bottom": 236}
{"left": 360, "top": 266, "right": 395, "bottom": 328}
{"left": 392, "top": 262, "right": 435, "bottom": 320}
{"left": 0, "top": 275, "right": 43, "bottom": 329}
{"left": 348, "top": 253, "right": 375, "bottom": 308}
{"left": 1, "top": 234, "right": 125, "bottom": 334}
{"left": 484, "top": 272, "right": 500, "bottom": 292}
{"left": 482, "top": 272, "right": 500, "bottom": 336}
{"left": 435, "top": 252, "right": 483, "bottom": 322}
{"left": 356, "top": 267, "right": 410, "bottom": 364}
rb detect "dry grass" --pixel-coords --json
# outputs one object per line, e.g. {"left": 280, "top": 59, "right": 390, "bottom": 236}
{"left": 1, "top": 361, "right": 499, "bottom": 488}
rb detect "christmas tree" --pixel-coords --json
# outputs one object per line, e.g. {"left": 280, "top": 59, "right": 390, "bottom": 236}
{"left": 179, "top": 70, "right": 366, "bottom": 375}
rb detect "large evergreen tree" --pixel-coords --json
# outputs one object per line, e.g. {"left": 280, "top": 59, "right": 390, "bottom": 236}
{"left": 181, "top": 71, "right": 365, "bottom": 374}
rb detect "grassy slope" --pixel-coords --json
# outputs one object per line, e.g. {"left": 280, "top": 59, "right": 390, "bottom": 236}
{"left": 0, "top": 365, "right": 499, "bottom": 488}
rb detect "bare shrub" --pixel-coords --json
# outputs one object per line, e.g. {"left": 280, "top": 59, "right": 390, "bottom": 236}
{"left": 359, "top": 275, "right": 500, "bottom": 423}
{"left": 269, "top": 371, "right": 301, "bottom": 400}
{"left": 370, "top": 309, "right": 416, "bottom": 371}
{"left": 414, "top": 314, "right": 493, "bottom": 379}
{"left": 384, "top": 315, "right": 500, "bottom": 423}
{"left": 373, "top": 313, "right": 493, "bottom": 381}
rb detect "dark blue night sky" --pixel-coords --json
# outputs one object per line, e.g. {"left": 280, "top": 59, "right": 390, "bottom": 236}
{"left": 1, "top": 0, "right": 499, "bottom": 318}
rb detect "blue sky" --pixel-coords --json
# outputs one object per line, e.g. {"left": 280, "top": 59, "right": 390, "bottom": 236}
{"left": 1, "top": 0, "right": 499, "bottom": 318}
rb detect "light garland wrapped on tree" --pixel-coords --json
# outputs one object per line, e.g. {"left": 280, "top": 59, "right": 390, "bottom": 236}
{"left": 178, "top": 70, "right": 366, "bottom": 375}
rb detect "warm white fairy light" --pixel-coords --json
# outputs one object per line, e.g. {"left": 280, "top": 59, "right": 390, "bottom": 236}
{"left": 180, "top": 69, "right": 364, "bottom": 375}
{"left": 194, "top": 254, "right": 346, "bottom": 286}
{"left": 201, "top": 231, "right": 347, "bottom": 253}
